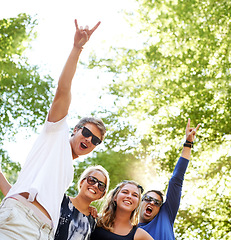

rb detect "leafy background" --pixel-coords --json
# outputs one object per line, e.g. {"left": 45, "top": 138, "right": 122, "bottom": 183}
{"left": 0, "top": 1, "right": 230, "bottom": 239}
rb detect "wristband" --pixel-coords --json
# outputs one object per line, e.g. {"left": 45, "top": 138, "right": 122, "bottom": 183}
{"left": 186, "top": 140, "right": 193, "bottom": 144}
{"left": 183, "top": 143, "right": 193, "bottom": 148}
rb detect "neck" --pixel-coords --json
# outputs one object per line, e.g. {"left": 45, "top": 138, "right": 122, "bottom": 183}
{"left": 72, "top": 150, "right": 79, "bottom": 159}
{"left": 114, "top": 208, "right": 133, "bottom": 228}
{"left": 70, "top": 194, "right": 91, "bottom": 216}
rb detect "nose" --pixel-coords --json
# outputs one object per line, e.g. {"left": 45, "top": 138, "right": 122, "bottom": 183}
{"left": 127, "top": 193, "right": 132, "bottom": 198}
{"left": 148, "top": 199, "right": 155, "bottom": 205}
{"left": 85, "top": 136, "right": 92, "bottom": 143}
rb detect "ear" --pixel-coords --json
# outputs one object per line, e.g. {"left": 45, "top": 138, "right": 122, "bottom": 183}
{"left": 79, "top": 178, "right": 85, "bottom": 189}
{"left": 72, "top": 127, "right": 78, "bottom": 135}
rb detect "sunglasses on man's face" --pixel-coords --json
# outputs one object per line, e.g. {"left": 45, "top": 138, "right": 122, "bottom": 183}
{"left": 142, "top": 195, "right": 163, "bottom": 207}
{"left": 80, "top": 126, "right": 102, "bottom": 146}
{"left": 86, "top": 175, "right": 106, "bottom": 192}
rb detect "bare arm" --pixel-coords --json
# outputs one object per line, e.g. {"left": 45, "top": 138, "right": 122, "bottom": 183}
{"left": 135, "top": 228, "right": 154, "bottom": 240}
{"left": 48, "top": 19, "right": 101, "bottom": 122}
{"left": 0, "top": 167, "right": 12, "bottom": 196}
{"left": 181, "top": 118, "right": 200, "bottom": 160}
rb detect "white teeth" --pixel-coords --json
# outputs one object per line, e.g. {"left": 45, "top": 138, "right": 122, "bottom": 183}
{"left": 89, "top": 188, "right": 96, "bottom": 194}
{"left": 124, "top": 200, "right": 131, "bottom": 205}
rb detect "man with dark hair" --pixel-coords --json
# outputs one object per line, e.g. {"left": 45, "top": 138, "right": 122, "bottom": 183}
{"left": 139, "top": 119, "right": 200, "bottom": 240}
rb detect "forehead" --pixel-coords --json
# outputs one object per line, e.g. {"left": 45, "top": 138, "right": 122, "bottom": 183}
{"left": 89, "top": 170, "right": 106, "bottom": 184}
{"left": 84, "top": 123, "right": 101, "bottom": 139}
{"left": 146, "top": 192, "right": 162, "bottom": 201}
{"left": 121, "top": 183, "right": 139, "bottom": 193}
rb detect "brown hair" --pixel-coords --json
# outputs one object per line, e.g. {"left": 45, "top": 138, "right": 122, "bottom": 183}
{"left": 73, "top": 117, "right": 106, "bottom": 140}
{"left": 97, "top": 180, "right": 143, "bottom": 232}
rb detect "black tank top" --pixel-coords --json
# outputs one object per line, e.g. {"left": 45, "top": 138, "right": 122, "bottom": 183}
{"left": 90, "top": 226, "right": 138, "bottom": 240}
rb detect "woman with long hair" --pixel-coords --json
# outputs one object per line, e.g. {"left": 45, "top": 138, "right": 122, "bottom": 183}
{"left": 90, "top": 180, "right": 154, "bottom": 240}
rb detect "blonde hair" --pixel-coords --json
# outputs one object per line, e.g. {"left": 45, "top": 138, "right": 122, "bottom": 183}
{"left": 97, "top": 180, "right": 143, "bottom": 232}
{"left": 77, "top": 165, "right": 110, "bottom": 198}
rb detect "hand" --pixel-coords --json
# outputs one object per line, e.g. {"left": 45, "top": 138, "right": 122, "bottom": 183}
{"left": 73, "top": 19, "right": 101, "bottom": 49}
{"left": 185, "top": 118, "right": 200, "bottom": 143}
{"left": 88, "top": 205, "right": 98, "bottom": 219}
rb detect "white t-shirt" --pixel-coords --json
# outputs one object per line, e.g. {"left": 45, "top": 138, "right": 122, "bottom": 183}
{"left": 6, "top": 116, "right": 74, "bottom": 230}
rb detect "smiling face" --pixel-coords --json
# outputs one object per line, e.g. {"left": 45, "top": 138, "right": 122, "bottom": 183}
{"left": 114, "top": 183, "right": 140, "bottom": 214}
{"left": 70, "top": 123, "right": 102, "bottom": 158}
{"left": 139, "top": 191, "right": 162, "bottom": 223}
{"left": 79, "top": 170, "right": 107, "bottom": 202}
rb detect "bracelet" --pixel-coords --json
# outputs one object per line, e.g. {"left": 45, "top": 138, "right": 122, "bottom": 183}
{"left": 183, "top": 143, "right": 193, "bottom": 148}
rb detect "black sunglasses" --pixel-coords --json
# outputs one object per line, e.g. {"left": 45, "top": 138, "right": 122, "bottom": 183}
{"left": 142, "top": 195, "right": 163, "bottom": 207}
{"left": 80, "top": 126, "right": 102, "bottom": 146}
{"left": 86, "top": 176, "right": 106, "bottom": 192}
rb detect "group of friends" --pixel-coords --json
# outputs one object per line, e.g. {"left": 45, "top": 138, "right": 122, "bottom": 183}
{"left": 0, "top": 19, "right": 200, "bottom": 240}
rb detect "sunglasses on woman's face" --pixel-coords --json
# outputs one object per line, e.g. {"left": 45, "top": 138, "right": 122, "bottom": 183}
{"left": 80, "top": 126, "right": 102, "bottom": 146}
{"left": 86, "top": 176, "right": 106, "bottom": 192}
{"left": 142, "top": 195, "right": 163, "bottom": 207}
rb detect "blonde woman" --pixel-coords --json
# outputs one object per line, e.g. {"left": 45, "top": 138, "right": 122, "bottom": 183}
{"left": 90, "top": 180, "right": 154, "bottom": 240}
{"left": 0, "top": 165, "right": 110, "bottom": 240}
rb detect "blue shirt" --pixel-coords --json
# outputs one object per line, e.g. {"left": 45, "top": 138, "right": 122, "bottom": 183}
{"left": 139, "top": 157, "right": 189, "bottom": 240}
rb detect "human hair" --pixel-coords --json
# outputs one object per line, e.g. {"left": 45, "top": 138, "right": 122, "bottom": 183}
{"left": 143, "top": 190, "right": 164, "bottom": 203}
{"left": 77, "top": 165, "right": 110, "bottom": 198}
{"left": 72, "top": 117, "right": 106, "bottom": 140}
{"left": 97, "top": 180, "right": 143, "bottom": 232}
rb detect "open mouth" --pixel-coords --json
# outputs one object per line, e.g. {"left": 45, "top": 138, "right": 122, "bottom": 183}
{"left": 88, "top": 188, "right": 96, "bottom": 194}
{"left": 81, "top": 142, "right": 87, "bottom": 149}
{"left": 145, "top": 206, "right": 153, "bottom": 215}
{"left": 123, "top": 200, "right": 132, "bottom": 205}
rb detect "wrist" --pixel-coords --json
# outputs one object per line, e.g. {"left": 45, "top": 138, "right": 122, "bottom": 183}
{"left": 73, "top": 44, "right": 83, "bottom": 51}
{"left": 183, "top": 140, "right": 193, "bottom": 148}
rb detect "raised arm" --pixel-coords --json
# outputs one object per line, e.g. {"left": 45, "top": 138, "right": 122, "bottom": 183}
{"left": 181, "top": 118, "right": 201, "bottom": 160}
{"left": 165, "top": 118, "right": 200, "bottom": 221}
{"left": 48, "top": 19, "right": 101, "bottom": 122}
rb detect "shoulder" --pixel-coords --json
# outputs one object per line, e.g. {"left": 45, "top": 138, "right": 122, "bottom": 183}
{"left": 134, "top": 227, "right": 154, "bottom": 240}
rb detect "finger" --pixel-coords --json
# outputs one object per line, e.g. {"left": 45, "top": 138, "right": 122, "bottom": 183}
{"left": 89, "top": 21, "right": 101, "bottom": 35}
{"left": 83, "top": 30, "right": 89, "bottom": 41}
{"left": 195, "top": 123, "right": 201, "bottom": 131}
{"left": 85, "top": 25, "right": 89, "bottom": 30}
{"left": 186, "top": 118, "right": 190, "bottom": 133}
{"left": 187, "top": 118, "right": 190, "bottom": 128}
{"left": 74, "top": 19, "right": 79, "bottom": 30}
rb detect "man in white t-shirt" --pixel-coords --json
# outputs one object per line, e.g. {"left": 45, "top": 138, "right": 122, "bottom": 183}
{"left": 0, "top": 19, "right": 105, "bottom": 240}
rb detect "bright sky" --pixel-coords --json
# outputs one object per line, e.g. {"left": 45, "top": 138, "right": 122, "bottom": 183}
{"left": 1, "top": 0, "right": 139, "bottom": 164}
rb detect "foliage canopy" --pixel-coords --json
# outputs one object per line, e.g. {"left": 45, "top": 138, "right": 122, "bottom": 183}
{"left": 0, "top": 13, "right": 54, "bottom": 199}
{"left": 83, "top": 0, "right": 231, "bottom": 239}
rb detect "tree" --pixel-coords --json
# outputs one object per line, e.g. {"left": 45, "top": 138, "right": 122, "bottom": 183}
{"left": 0, "top": 13, "right": 54, "bottom": 196}
{"left": 86, "top": 0, "right": 231, "bottom": 238}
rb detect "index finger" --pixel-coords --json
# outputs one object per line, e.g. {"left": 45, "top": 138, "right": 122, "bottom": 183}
{"left": 195, "top": 123, "right": 201, "bottom": 131}
{"left": 89, "top": 21, "right": 101, "bottom": 35}
{"left": 186, "top": 118, "right": 190, "bottom": 131}
{"left": 74, "top": 19, "right": 79, "bottom": 30}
